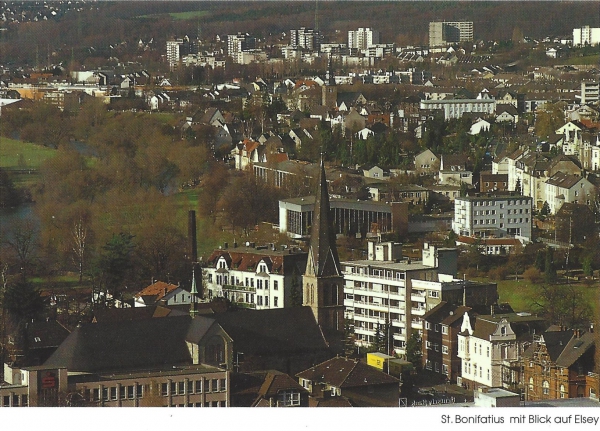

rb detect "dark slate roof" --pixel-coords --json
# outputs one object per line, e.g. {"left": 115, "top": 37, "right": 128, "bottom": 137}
{"left": 556, "top": 331, "right": 595, "bottom": 368}
{"left": 297, "top": 356, "right": 398, "bottom": 388}
{"left": 185, "top": 315, "right": 218, "bottom": 344}
{"left": 44, "top": 315, "right": 193, "bottom": 372}
{"left": 212, "top": 307, "right": 329, "bottom": 356}
{"left": 25, "top": 320, "right": 71, "bottom": 350}
{"left": 92, "top": 305, "right": 175, "bottom": 323}
{"left": 305, "top": 159, "right": 341, "bottom": 277}
{"left": 422, "top": 302, "right": 472, "bottom": 326}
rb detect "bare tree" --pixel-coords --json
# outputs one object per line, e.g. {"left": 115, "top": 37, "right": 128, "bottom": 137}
{"left": 3, "top": 218, "right": 38, "bottom": 281}
{"left": 71, "top": 216, "right": 88, "bottom": 282}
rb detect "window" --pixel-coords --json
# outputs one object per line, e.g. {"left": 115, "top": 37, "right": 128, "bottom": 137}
{"left": 220, "top": 378, "right": 226, "bottom": 392}
{"left": 560, "top": 384, "right": 566, "bottom": 399}
{"left": 110, "top": 387, "right": 117, "bottom": 401}
{"left": 278, "top": 390, "right": 300, "bottom": 406}
{"left": 265, "top": 296, "right": 269, "bottom": 307}
{"left": 442, "top": 345, "right": 449, "bottom": 355}
{"left": 274, "top": 281, "right": 278, "bottom": 290}
{"left": 487, "top": 346, "right": 490, "bottom": 357}
{"left": 442, "top": 364, "right": 449, "bottom": 375}
{"left": 127, "top": 385, "right": 134, "bottom": 399}
{"left": 137, "top": 384, "right": 143, "bottom": 398}
{"left": 120, "top": 386, "right": 126, "bottom": 400}
{"left": 178, "top": 381, "right": 185, "bottom": 395}
{"left": 542, "top": 380, "right": 550, "bottom": 395}
{"left": 212, "top": 379, "right": 218, "bottom": 393}
{"left": 161, "top": 383, "right": 168, "bottom": 396}
{"left": 257, "top": 296, "right": 263, "bottom": 306}
{"left": 442, "top": 325, "right": 448, "bottom": 335}
{"left": 274, "top": 297, "right": 278, "bottom": 307}
{"left": 195, "top": 380, "right": 203, "bottom": 393}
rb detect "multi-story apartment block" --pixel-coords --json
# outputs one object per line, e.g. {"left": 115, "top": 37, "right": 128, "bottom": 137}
{"left": 419, "top": 98, "right": 495, "bottom": 120}
{"left": 290, "top": 28, "right": 321, "bottom": 51}
{"left": 203, "top": 244, "right": 307, "bottom": 310}
{"left": 457, "top": 312, "right": 546, "bottom": 391}
{"left": 348, "top": 27, "right": 380, "bottom": 50}
{"left": 453, "top": 194, "right": 533, "bottom": 242}
{"left": 342, "top": 241, "right": 470, "bottom": 356}
{"left": 227, "top": 33, "right": 256, "bottom": 56}
{"left": 429, "top": 21, "right": 474, "bottom": 46}
{"left": 580, "top": 81, "right": 599, "bottom": 105}
{"left": 166, "top": 36, "right": 197, "bottom": 70}
{"left": 573, "top": 25, "right": 600, "bottom": 47}
{"left": 544, "top": 172, "right": 595, "bottom": 214}
{"left": 522, "top": 329, "right": 597, "bottom": 401}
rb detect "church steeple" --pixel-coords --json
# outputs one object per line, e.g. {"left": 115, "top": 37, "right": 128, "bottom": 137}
{"left": 305, "top": 157, "right": 341, "bottom": 278}
{"left": 303, "top": 157, "right": 344, "bottom": 349}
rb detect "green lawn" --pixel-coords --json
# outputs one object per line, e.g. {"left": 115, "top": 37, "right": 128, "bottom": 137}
{"left": 477, "top": 277, "right": 599, "bottom": 317}
{"left": 0, "top": 136, "right": 57, "bottom": 169}
{"left": 564, "top": 54, "right": 600, "bottom": 66}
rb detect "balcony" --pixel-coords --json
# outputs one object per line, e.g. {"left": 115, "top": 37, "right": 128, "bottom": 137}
{"left": 411, "top": 306, "right": 427, "bottom": 316}
{"left": 222, "top": 284, "right": 256, "bottom": 293}
{"left": 410, "top": 293, "right": 426, "bottom": 302}
{"left": 344, "top": 285, "right": 404, "bottom": 300}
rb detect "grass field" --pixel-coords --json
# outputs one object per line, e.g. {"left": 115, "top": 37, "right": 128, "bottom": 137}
{"left": 137, "top": 10, "right": 209, "bottom": 20}
{"left": 476, "top": 276, "right": 600, "bottom": 317}
{"left": 0, "top": 136, "right": 57, "bottom": 169}
{"left": 564, "top": 54, "right": 600, "bottom": 66}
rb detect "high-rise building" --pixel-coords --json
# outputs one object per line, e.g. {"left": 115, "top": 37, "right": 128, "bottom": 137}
{"left": 429, "top": 21, "right": 473, "bottom": 47}
{"left": 227, "top": 33, "right": 256, "bottom": 56}
{"left": 290, "top": 27, "right": 321, "bottom": 51}
{"left": 573, "top": 25, "right": 600, "bottom": 46}
{"left": 166, "top": 36, "right": 198, "bottom": 70}
{"left": 348, "top": 27, "right": 380, "bottom": 50}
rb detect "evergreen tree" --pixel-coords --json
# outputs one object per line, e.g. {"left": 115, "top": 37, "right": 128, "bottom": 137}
{"left": 405, "top": 332, "right": 422, "bottom": 370}
{"left": 544, "top": 247, "right": 557, "bottom": 284}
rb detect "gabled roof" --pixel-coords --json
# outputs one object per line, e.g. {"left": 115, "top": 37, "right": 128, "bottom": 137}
{"left": 556, "top": 331, "right": 595, "bottom": 368}
{"left": 213, "top": 307, "right": 329, "bottom": 356}
{"left": 44, "top": 315, "right": 194, "bottom": 372}
{"left": 255, "top": 371, "right": 306, "bottom": 399}
{"left": 545, "top": 172, "right": 584, "bottom": 189}
{"left": 296, "top": 356, "right": 398, "bottom": 388}
{"left": 134, "top": 281, "right": 180, "bottom": 302}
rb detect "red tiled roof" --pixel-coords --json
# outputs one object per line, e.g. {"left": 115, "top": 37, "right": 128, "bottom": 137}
{"left": 134, "top": 281, "right": 179, "bottom": 300}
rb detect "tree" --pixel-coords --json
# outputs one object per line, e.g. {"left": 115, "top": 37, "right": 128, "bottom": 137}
{"left": 544, "top": 247, "right": 557, "bottom": 284}
{"left": 2, "top": 217, "right": 39, "bottom": 281}
{"left": 3, "top": 281, "right": 45, "bottom": 322}
{"left": 405, "top": 332, "right": 422, "bottom": 370}
{"left": 93, "top": 233, "right": 135, "bottom": 306}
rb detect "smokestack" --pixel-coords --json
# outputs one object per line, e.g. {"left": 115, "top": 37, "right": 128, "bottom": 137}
{"left": 188, "top": 210, "right": 198, "bottom": 263}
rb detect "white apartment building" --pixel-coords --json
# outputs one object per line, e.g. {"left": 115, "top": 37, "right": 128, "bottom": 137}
{"left": 348, "top": 27, "right": 380, "bottom": 50}
{"left": 227, "top": 33, "right": 255, "bottom": 56}
{"left": 343, "top": 242, "right": 462, "bottom": 356}
{"left": 573, "top": 25, "right": 600, "bottom": 47}
{"left": 581, "top": 81, "right": 599, "bottom": 105}
{"left": 453, "top": 194, "right": 533, "bottom": 242}
{"left": 429, "top": 21, "right": 474, "bottom": 46}
{"left": 290, "top": 28, "right": 321, "bottom": 51}
{"left": 166, "top": 39, "right": 183, "bottom": 70}
{"left": 203, "top": 244, "right": 307, "bottom": 310}
{"left": 419, "top": 98, "right": 496, "bottom": 120}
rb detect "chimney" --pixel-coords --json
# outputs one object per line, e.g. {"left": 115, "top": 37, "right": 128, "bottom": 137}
{"left": 188, "top": 210, "right": 198, "bottom": 263}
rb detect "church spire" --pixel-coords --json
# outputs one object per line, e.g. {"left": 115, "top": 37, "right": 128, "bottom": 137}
{"left": 305, "top": 157, "right": 341, "bottom": 278}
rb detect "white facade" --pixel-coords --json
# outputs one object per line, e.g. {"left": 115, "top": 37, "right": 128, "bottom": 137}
{"left": 573, "top": 26, "right": 600, "bottom": 46}
{"left": 581, "top": 81, "right": 599, "bottom": 105}
{"left": 429, "top": 21, "right": 474, "bottom": 46}
{"left": 453, "top": 195, "right": 533, "bottom": 241}
{"left": 544, "top": 173, "right": 595, "bottom": 214}
{"left": 457, "top": 313, "right": 532, "bottom": 390}
{"left": 205, "top": 255, "right": 286, "bottom": 310}
{"left": 166, "top": 39, "right": 183, "bottom": 70}
{"left": 348, "top": 28, "right": 380, "bottom": 50}
{"left": 420, "top": 98, "right": 496, "bottom": 120}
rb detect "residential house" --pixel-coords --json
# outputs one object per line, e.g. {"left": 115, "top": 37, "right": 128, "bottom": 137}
{"left": 544, "top": 172, "right": 595, "bottom": 214}
{"left": 250, "top": 371, "right": 309, "bottom": 407}
{"left": 414, "top": 149, "right": 440, "bottom": 176}
{"left": 296, "top": 356, "right": 400, "bottom": 407}
{"left": 479, "top": 172, "right": 508, "bottom": 193}
{"left": 457, "top": 312, "right": 547, "bottom": 391}
{"left": 362, "top": 164, "right": 384, "bottom": 179}
{"left": 522, "top": 329, "right": 597, "bottom": 401}
{"left": 202, "top": 244, "right": 308, "bottom": 310}
{"left": 134, "top": 281, "right": 196, "bottom": 308}
{"left": 495, "top": 105, "right": 519, "bottom": 125}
